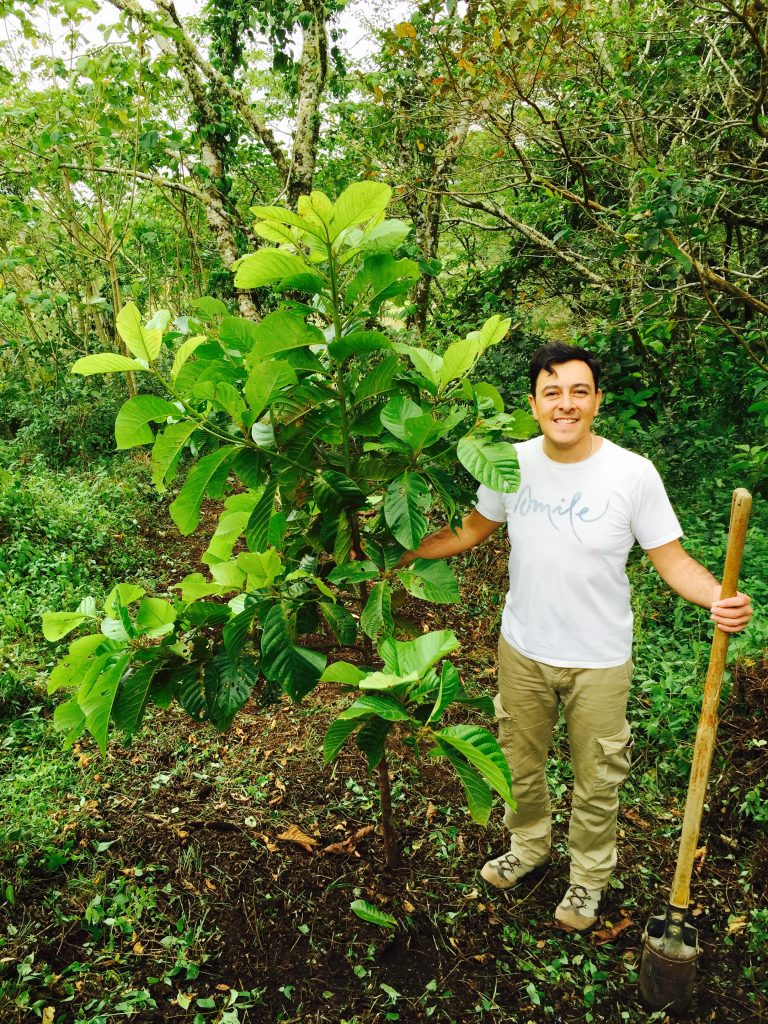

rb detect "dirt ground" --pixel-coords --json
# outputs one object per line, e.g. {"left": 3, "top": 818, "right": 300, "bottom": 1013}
{"left": 2, "top": 541, "right": 766, "bottom": 1023}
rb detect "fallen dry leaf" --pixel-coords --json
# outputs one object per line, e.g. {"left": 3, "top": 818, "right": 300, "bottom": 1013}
{"left": 402, "top": 900, "right": 416, "bottom": 913}
{"left": 426, "top": 802, "right": 437, "bottom": 821}
{"left": 622, "top": 807, "right": 652, "bottom": 831}
{"left": 278, "top": 825, "right": 319, "bottom": 853}
{"left": 204, "top": 879, "right": 217, "bottom": 892}
{"left": 322, "top": 825, "right": 374, "bottom": 856}
{"left": 727, "top": 916, "right": 747, "bottom": 935}
{"left": 133, "top": 941, "right": 144, "bottom": 955}
{"left": 592, "top": 914, "right": 633, "bottom": 944}
{"left": 42, "top": 1008, "right": 55, "bottom": 1024}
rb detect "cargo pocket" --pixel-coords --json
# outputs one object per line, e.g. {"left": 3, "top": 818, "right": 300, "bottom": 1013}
{"left": 595, "top": 722, "right": 633, "bottom": 790}
{"left": 493, "top": 691, "right": 511, "bottom": 720}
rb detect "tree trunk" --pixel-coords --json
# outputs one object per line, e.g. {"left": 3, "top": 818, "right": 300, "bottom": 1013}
{"left": 377, "top": 753, "right": 400, "bottom": 869}
{"left": 287, "top": 0, "right": 329, "bottom": 207}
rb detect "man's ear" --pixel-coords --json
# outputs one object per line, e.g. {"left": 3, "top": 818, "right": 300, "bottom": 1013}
{"left": 528, "top": 393, "right": 538, "bottom": 420}
{"left": 594, "top": 389, "right": 603, "bottom": 415}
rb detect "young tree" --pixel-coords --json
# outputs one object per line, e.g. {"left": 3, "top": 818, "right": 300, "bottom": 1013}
{"left": 44, "top": 182, "right": 536, "bottom": 865}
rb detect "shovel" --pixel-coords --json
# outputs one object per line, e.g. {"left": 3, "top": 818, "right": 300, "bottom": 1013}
{"left": 638, "top": 487, "right": 752, "bottom": 1015}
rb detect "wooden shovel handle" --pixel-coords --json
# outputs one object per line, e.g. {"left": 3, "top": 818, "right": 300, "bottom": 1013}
{"left": 670, "top": 488, "right": 752, "bottom": 910}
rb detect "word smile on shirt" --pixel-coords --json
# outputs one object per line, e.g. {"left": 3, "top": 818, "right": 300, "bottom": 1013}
{"left": 510, "top": 485, "right": 610, "bottom": 542}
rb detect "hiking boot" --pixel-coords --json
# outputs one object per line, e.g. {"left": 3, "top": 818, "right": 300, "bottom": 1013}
{"left": 554, "top": 884, "right": 607, "bottom": 931}
{"left": 480, "top": 850, "right": 549, "bottom": 890}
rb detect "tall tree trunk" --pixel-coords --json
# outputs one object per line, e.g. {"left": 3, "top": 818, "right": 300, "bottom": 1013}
{"left": 287, "top": 0, "right": 329, "bottom": 207}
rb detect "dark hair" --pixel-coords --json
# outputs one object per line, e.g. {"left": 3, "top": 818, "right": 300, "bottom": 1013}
{"left": 528, "top": 343, "right": 601, "bottom": 394}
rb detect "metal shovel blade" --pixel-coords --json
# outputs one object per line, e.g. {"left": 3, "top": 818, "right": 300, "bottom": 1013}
{"left": 638, "top": 907, "right": 699, "bottom": 1015}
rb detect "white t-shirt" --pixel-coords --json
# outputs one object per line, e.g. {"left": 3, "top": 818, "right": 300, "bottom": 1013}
{"left": 475, "top": 436, "right": 682, "bottom": 668}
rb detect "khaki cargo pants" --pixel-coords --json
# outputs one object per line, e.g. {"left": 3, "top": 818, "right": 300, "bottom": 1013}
{"left": 495, "top": 636, "right": 633, "bottom": 889}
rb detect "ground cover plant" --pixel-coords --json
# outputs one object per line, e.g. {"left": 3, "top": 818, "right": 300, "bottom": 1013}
{"left": 1, "top": 496, "right": 766, "bottom": 1023}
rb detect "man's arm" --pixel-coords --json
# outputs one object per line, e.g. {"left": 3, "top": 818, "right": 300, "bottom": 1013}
{"left": 646, "top": 539, "right": 753, "bottom": 633}
{"left": 399, "top": 510, "right": 504, "bottom": 568}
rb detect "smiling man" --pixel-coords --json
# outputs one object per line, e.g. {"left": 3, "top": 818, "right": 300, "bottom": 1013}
{"left": 401, "top": 342, "right": 753, "bottom": 931}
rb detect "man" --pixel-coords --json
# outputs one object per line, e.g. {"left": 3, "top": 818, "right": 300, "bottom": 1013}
{"left": 401, "top": 342, "right": 753, "bottom": 932}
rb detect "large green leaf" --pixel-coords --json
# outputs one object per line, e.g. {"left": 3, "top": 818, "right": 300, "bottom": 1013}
{"left": 360, "top": 581, "right": 394, "bottom": 641}
{"left": 53, "top": 698, "right": 86, "bottom": 746}
{"left": 116, "top": 302, "right": 163, "bottom": 362}
{"left": 78, "top": 652, "right": 132, "bottom": 753}
{"left": 112, "top": 661, "right": 160, "bottom": 736}
{"left": 330, "top": 181, "right": 392, "bottom": 239}
{"left": 135, "top": 598, "right": 176, "bottom": 638}
{"left": 384, "top": 471, "right": 431, "bottom": 549}
{"left": 320, "top": 661, "right": 367, "bottom": 685}
{"left": 245, "top": 478, "right": 278, "bottom": 553}
{"left": 298, "top": 190, "right": 334, "bottom": 227}
{"left": 171, "top": 335, "right": 207, "bottom": 379}
{"left": 440, "top": 749, "right": 493, "bottom": 825}
{"left": 345, "top": 253, "right": 420, "bottom": 311}
{"left": 261, "top": 604, "right": 326, "bottom": 700}
{"left": 194, "top": 381, "right": 247, "bottom": 423}
{"left": 339, "top": 694, "right": 410, "bottom": 722}
{"left": 474, "top": 382, "right": 505, "bottom": 413}
{"left": 379, "top": 629, "right": 460, "bottom": 676}
{"left": 333, "top": 511, "right": 353, "bottom": 566}
{"left": 353, "top": 355, "right": 400, "bottom": 405}
{"left": 466, "top": 314, "right": 511, "bottom": 352}
{"left": 456, "top": 435, "right": 520, "bottom": 493}
{"left": 319, "top": 602, "right": 358, "bottom": 645}
{"left": 204, "top": 651, "right": 259, "bottom": 730}
{"left": 328, "top": 330, "right": 392, "bottom": 362}
{"left": 251, "top": 205, "right": 326, "bottom": 239}
{"left": 314, "top": 471, "right": 366, "bottom": 514}
{"left": 169, "top": 446, "right": 239, "bottom": 535}
{"left": 115, "top": 395, "right": 178, "bottom": 450}
{"left": 358, "top": 671, "right": 419, "bottom": 693}
{"left": 173, "top": 663, "right": 206, "bottom": 721}
{"left": 428, "top": 661, "right": 460, "bottom": 723}
{"left": 104, "top": 584, "right": 146, "bottom": 616}
{"left": 440, "top": 338, "right": 480, "bottom": 388}
{"left": 244, "top": 360, "right": 297, "bottom": 418}
{"left": 380, "top": 396, "right": 436, "bottom": 451}
{"left": 350, "top": 899, "right": 397, "bottom": 929}
{"left": 151, "top": 421, "right": 198, "bottom": 492}
{"left": 323, "top": 716, "right": 361, "bottom": 762}
{"left": 355, "top": 717, "right": 392, "bottom": 770}
{"left": 219, "top": 316, "right": 259, "bottom": 351}
{"left": 234, "top": 251, "right": 314, "bottom": 289}
{"left": 236, "top": 548, "right": 283, "bottom": 589}
{"left": 223, "top": 601, "right": 262, "bottom": 658}
{"left": 203, "top": 491, "right": 259, "bottom": 565}
{"left": 398, "top": 559, "right": 460, "bottom": 604}
{"left": 71, "top": 353, "right": 146, "bottom": 375}
{"left": 434, "top": 725, "right": 514, "bottom": 806}
{"left": 42, "top": 611, "right": 91, "bottom": 642}
{"left": 392, "top": 343, "right": 443, "bottom": 387}
{"left": 327, "top": 561, "right": 379, "bottom": 585}
{"left": 48, "top": 634, "right": 108, "bottom": 694}
{"left": 245, "top": 311, "right": 325, "bottom": 364}
{"left": 352, "top": 219, "right": 410, "bottom": 254}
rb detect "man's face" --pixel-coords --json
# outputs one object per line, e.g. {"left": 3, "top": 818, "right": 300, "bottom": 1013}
{"left": 528, "top": 360, "right": 602, "bottom": 456}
